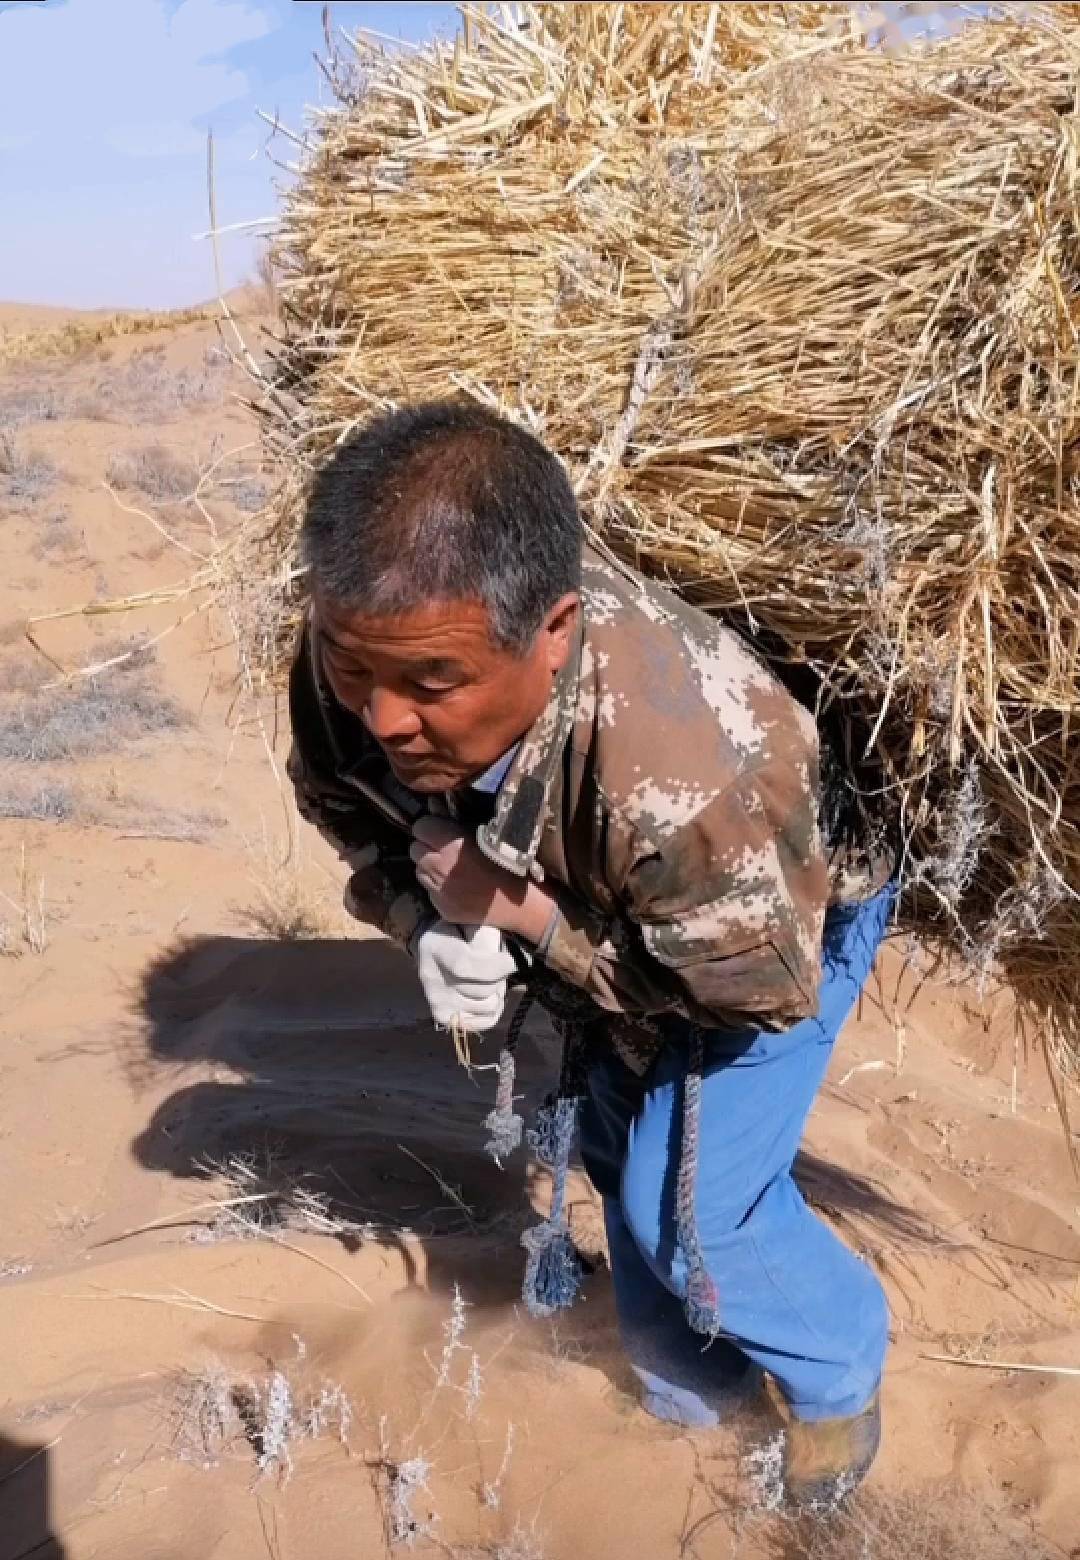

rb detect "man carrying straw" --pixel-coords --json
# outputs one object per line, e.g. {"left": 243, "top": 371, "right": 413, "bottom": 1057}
{"left": 288, "top": 400, "right": 896, "bottom": 1508}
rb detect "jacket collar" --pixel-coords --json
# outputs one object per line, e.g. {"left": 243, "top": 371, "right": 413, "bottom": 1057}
{"left": 474, "top": 618, "right": 584, "bottom": 879}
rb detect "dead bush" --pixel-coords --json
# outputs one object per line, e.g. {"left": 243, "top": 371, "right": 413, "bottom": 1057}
{"left": 760, "top": 1488, "right": 1057, "bottom": 1560}
{"left": 0, "top": 652, "right": 185, "bottom": 762}
{"left": 169, "top": 1351, "right": 352, "bottom": 1478}
{"left": 97, "top": 794, "right": 223, "bottom": 841}
{"left": 238, "top": 834, "right": 344, "bottom": 940}
{"left": 0, "top": 783, "right": 76, "bottom": 823}
{"left": 0, "top": 656, "right": 49, "bottom": 695}
{"left": 0, "top": 766, "right": 224, "bottom": 837}
{"left": 185, "top": 1147, "right": 376, "bottom": 1247}
{"left": 106, "top": 443, "right": 200, "bottom": 502}
{"left": 33, "top": 508, "right": 80, "bottom": 558}
{"left": 217, "top": 475, "right": 270, "bottom": 513}
{"left": 0, "top": 428, "right": 58, "bottom": 505}
{"left": 74, "top": 345, "right": 226, "bottom": 423}
{"left": 0, "top": 385, "right": 66, "bottom": 426}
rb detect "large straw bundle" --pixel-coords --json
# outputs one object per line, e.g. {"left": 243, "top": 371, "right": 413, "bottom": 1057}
{"left": 243, "top": 3, "right": 1080, "bottom": 1082}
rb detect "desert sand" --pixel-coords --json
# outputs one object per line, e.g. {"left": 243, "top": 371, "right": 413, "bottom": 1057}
{"left": 1, "top": 304, "right": 1077, "bottom": 1560}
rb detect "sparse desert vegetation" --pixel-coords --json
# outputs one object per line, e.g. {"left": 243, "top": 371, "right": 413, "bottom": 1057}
{"left": 215, "top": 472, "right": 270, "bottom": 513}
{"left": 32, "top": 506, "right": 81, "bottom": 558}
{"left": 107, "top": 442, "right": 202, "bottom": 502}
{"left": 0, "top": 383, "right": 67, "bottom": 426}
{"left": 0, "top": 343, "right": 227, "bottom": 429}
{"left": 759, "top": 1490, "right": 1059, "bottom": 1560}
{"left": 0, "top": 652, "right": 185, "bottom": 762}
{"left": 168, "top": 1351, "right": 353, "bottom": 1477}
{"left": 0, "top": 781, "right": 75, "bottom": 822}
{"left": 237, "top": 829, "right": 346, "bottom": 940}
{"left": 81, "top": 344, "right": 228, "bottom": 423}
{"left": 184, "top": 1147, "right": 380, "bottom": 1248}
{"left": 0, "top": 777, "right": 223, "bottom": 841}
{"left": 0, "top": 303, "right": 220, "bottom": 366}
{"left": 0, "top": 425, "right": 58, "bottom": 506}
{"left": 0, "top": 843, "right": 48, "bottom": 955}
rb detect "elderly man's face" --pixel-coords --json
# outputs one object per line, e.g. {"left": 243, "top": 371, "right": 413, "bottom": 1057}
{"left": 314, "top": 593, "right": 579, "bottom": 794}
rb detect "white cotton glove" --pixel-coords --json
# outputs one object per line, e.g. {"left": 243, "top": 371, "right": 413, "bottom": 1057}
{"left": 413, "top": 920, "right": 518, "bottom": 1033}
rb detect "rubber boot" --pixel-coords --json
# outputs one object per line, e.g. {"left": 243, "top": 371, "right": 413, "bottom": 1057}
{"left": 782, "top": 1391, "right": 881, "bottom": 1510}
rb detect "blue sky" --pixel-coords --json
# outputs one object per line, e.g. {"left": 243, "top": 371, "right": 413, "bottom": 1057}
{"left": 0, "top": 1, "right": 972, "bottom": 311}
{"left": 0, "top": 1, "right": 458, "bottom": 309}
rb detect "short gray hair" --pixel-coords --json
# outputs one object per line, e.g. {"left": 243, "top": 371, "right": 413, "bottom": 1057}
{"left": 301, "top": 401, "right": 582, "bottom": 653}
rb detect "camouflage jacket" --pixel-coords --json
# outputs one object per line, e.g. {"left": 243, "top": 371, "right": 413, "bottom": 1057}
{"left": 288, "top": 548, "right": 884, "bottom": 1060}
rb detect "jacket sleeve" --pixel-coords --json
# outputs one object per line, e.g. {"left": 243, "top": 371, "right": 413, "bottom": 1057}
{"left": 287, "top": 626, "right": 431, "bottom": 949}
{"left": 539, "top": 757, "right": 828, "bottom": 1030}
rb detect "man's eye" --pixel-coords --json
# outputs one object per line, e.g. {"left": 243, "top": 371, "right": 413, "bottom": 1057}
{"left": 329, "top": 659, "right": 369, "bottom": 683}
{"left": 412, "top": 680, "right": 457, "bottom": 697}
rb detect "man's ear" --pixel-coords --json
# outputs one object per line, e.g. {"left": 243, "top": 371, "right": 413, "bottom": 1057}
{"left": 541, "top": 592, "right": 580, "bottom": 674}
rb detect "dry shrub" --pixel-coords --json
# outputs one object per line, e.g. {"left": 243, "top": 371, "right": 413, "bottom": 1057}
{"left": 0, "top": 650, "right": 185, "bottom": 762}
{"left": 457, "top": 1535, "right": 545, "bottom": 1560}
{"left": 238, "top": 833, "right": 345, "bottom": 940}
{"left": 106, "top": 801, "right": 223, "bottom": 842}
{"left": 0, "top": 778, "right": 220, "bottom": 838}
{"left": 76, "top": 345, "right": 227, "bottom": 423}
{"left": 761, "top": 1488, "right": 1057, "bottom": 1560}
{"left": 169, "top": 1351, "right": 352, "bottom": 1478}
{"left": 0, "top": 654, "right": 49, "bottom": 695}
{"left": 0, "top": 783, "right": 75, "bottom": 823}
{"left": 0, "top": 348, "right": 225, "bottom": 428}
{"left": 185, "top": 1147, "right": 376, "bottom": 1246}
{"left": 0, "top": 427, "right": 58, "bottom": 505}
{"left": 227, "top": 2, "right": 1080, "bottom": 1077}
{"left": 216, "top": 473, "right": 270, "bottom": 513}
{"left": 0, "top": 846, "right": 48, "bottom": 956}
{"left": 0, "top": 304, "right": 218, "bottom": 366}
{"left": 106, "top": 443, "right": 200, "bottom": 501}
{"left": 0, "top": 385, "right": 66, "bottom": 427}
{"left": 33, "top": 509, "right": 77, "bottom": 557}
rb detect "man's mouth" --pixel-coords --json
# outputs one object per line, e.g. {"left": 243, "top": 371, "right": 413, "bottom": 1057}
{"left": 388, "top": 749, "right": 435, "bottom": 773}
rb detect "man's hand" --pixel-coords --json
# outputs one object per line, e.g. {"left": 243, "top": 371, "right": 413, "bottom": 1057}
{"left": 410, "top": 816, "right": 558, "bottom": 945}
{"left": 414, "top": 920, "right": 518, "bottom": 1032}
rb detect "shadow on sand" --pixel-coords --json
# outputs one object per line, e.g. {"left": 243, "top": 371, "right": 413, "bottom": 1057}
{"left": 130, "top": 935, "right": 567, "bottom": 1313}
{"left": 0, "top": 1432, "right": 67, "bottom": 1560}
{"left": 129, "top": 935, "right": 934, "bottom": 1318}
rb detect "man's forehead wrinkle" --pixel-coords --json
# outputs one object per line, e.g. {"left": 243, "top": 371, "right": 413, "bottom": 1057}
{"left": 315, "top": 601, "right": 495, "bottom": 671}
{"left": 321, "top": 637, "right": 463, "bottom": 673}
{"left": 317, "top": 595, "right": 489, "bottom": 637}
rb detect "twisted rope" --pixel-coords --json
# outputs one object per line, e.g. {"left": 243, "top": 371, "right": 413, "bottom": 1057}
{"left": 520, "top": 1019, "right": 588, "bottom": 1318}
{"left": 676, "top": 1024, "right": 722, "bottom": 1337}
{"left": 480, "top": 971, "right": 603, "bottom": 1319}
{"left": 483, "top": 992, "right": 531, "bottom": 1165}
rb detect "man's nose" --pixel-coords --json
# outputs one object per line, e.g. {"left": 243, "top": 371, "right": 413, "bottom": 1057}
{"left": 363, "top": 685, "right": 422, "bottom": 744}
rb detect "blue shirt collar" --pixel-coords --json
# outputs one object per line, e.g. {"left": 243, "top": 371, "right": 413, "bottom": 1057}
{"left": 468, "top": 743, "right": 520, "bottom": 796}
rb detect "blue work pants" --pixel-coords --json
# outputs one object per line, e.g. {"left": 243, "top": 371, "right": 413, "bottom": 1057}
{"left": 578, "top": 886, "right": 894, "bottom": 1427}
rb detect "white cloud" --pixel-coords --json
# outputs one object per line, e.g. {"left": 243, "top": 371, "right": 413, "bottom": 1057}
{"left": 0, "top": 0, "right": 278, "bottom": 160}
